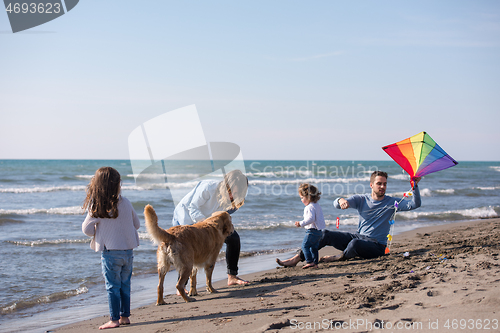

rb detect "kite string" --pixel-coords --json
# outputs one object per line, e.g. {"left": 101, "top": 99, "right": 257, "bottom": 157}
{"left": 386, "top": 189, "right": 413, "bottom": 254}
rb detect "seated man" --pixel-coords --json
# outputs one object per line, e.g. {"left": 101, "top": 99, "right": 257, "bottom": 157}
{"left": 277, "top": 171, "right": 421, "bottom": 266}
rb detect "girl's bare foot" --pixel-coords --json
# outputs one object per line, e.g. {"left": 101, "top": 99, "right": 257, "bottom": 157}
{"left": 119, "top": 316, "right": 130, "bottom": 325}
{"left": 302, "top": 263, "right": 318, "bottom": 269}
{"left": 276, "top": 255, "right": 300, "bottom": 267}
{"left": 228, "top": 274, "right": 250, "bottom": 286}
{"left": 99, "top": 320, "right": 120, "bottom": 330}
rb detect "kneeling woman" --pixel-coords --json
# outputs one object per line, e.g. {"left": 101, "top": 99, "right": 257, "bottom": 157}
{"left": 172, "top": 169, "right": 249, "bottom": 286}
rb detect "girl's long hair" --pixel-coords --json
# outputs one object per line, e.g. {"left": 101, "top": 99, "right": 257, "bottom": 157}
{"left": 216, "top": 170, "right": 248, "bottom": 211}
{"left": 82, "top": 167, "right": 121, "bottom": 218}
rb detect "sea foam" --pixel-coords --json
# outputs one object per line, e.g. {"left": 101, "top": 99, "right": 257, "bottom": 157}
{"left": 0, "top": 206, "right": 84, "bottom": 215}
{"left": 0, "top": 185, "right": 86, "bottom": 193}
{"left": 399, "top": 206, "right": 499, "bottom": 220}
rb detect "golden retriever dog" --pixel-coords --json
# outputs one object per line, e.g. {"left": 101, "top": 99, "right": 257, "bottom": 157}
{"left": 144, "top": 204, "right": 234, "bottom": 304}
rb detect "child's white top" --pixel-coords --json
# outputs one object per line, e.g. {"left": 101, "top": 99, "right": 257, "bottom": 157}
{"left": 82, "top": 196, "right": 140, "bottom": 251}
{"left": 299, "top": 202, "right": 326, "bottom": 230}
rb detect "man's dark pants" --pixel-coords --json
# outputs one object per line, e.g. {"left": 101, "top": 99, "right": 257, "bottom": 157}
{"left": 298, "top": 229, "right": 386, "bottom": 261}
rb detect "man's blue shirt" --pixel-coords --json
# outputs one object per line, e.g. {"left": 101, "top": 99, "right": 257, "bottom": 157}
{"left": 334, "top": 186, "right": 421, "bottom": 245}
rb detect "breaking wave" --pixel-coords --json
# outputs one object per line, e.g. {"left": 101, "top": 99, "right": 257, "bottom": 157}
{"left": 0, "top": 206, "right": 84, "bottom": 216}
{"left": 1, "top": 286, "right": 88, "bottom": 314}
{"left": 398, "top": 206, "right": 499, "bottom": 221}
{"left": 6, "top": 238, "right": 89, "bottom": 247}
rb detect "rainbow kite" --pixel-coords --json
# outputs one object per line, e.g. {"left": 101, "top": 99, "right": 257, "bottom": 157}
{"left": 382, "top": 131, "right": 458, "bottom": 188}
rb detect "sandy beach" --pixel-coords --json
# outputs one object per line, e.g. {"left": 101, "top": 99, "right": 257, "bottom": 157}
{"left": 54, "top": 219, "right": 500, "bottom": 333}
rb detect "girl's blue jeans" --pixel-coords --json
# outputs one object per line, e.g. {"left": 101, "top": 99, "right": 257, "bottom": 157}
{"left": 101, "top": 248, "right": 133, "bottom": 321}
{"left": 302, "top": 228, "right": 322, "bottom": 264}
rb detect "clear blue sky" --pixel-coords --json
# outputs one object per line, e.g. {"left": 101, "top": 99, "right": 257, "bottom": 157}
{"left": 1, "top": 1, "right": 499, "bottom": 160}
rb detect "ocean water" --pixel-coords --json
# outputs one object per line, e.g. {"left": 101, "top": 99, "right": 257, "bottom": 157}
{"left": 1, "top": 160, "right": 499, "bottom": 332}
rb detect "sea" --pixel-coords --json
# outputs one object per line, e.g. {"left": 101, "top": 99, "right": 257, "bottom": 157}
{"left": 1, "top": 160, "right": 499, "bottom": 332}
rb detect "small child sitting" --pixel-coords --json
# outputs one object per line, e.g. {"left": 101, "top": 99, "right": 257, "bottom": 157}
{"left": 295, "top": 183, "right": 326, "bottom": 269}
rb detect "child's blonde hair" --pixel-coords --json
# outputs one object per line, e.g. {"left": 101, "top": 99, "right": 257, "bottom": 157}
{"left": 82, "top": 167, "right": 121, "bottom": 218}
{"left": 298, "top": 183, "right": 321, "bottom": 203}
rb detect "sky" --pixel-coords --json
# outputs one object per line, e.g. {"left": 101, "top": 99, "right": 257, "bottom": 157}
{"left": 1, "top": 1, "right": 499, "bottom": 161}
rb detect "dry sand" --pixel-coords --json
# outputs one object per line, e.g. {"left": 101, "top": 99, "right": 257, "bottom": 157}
{"left": 54, "top": 219, "right": 500, "bottom": 332}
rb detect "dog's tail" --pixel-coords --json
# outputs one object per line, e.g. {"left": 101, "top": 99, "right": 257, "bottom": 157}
{"left": 144, "top": 205, "right": 175, "bottom": 244}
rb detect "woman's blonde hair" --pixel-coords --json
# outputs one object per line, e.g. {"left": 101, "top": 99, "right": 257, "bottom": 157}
{"left": 216, "top": 170, "right": 248, "bottom": 211}
{"left": 82, "top": 167, "right": 121, "bottom": 218}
